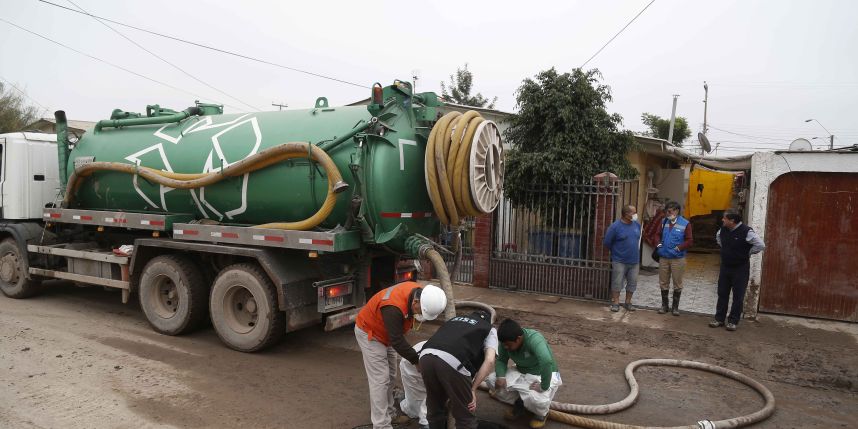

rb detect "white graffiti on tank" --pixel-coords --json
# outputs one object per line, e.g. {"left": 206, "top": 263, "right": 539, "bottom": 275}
{"left": 125, "top": 114, "right": 261, "bottom": 220}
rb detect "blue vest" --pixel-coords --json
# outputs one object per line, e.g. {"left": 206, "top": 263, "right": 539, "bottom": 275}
{"left": 658, "top": 217, "right": 689, "bottom": 259}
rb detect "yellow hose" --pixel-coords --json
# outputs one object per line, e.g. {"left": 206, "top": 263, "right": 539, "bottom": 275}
{"left": 63, "top": 142, "right": 347, "bottom": 231}
{"left": 425, "top": 110, "right": 491, "bottom": 227}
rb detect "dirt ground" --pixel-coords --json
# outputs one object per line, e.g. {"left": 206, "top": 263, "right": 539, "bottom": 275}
{"left": 1, "top": 282, "right": 856, "bottom": 429}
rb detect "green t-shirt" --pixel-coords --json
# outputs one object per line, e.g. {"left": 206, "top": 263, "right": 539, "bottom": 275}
{"left": 496, "top": 328, "right": 558, "bottom": 390}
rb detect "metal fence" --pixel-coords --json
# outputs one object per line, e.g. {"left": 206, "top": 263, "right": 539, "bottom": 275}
{"left": 490, "top": 178, "right": 638, "bottom": 300}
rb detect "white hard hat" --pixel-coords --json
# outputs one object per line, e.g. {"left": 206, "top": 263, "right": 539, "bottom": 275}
{"left": 420, "top": 285, "right": 447, "bottom": 321}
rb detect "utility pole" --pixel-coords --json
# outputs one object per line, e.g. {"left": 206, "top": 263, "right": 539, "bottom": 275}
{"left": 667, "top": 94, "right": 679, "bottom": 145}
{"left": 702, "top": 81, "right": 709, "bottom": 135}
{"left": 272, "top": 102, "right": 288, "bottom": 111}
{"left": 412, "top": 69, "right": 421, "bottom": 93}
{"left": 805, "top": 118, "right": 834, "bottom": 150}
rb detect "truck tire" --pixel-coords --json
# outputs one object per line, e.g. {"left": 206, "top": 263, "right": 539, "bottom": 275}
{"left": 139, "top": 255, "right": 208, "bottom": 335}
{"left": 0, "top": 238, "right": 40, "bottom": 298}
{"left": 210, "top": 263, "right": 284, "bottom": 352}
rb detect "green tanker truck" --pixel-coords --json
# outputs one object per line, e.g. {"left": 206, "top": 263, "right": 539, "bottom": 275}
{"left": 0, "top": 81, "right": 504, "bottom": 352}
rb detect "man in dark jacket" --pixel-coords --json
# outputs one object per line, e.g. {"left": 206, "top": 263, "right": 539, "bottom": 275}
{"left": 710, "top": 209, "right": 765, "bottom": 331}
{"left": 419, "top": 310, "right": 498, "bottom": 429}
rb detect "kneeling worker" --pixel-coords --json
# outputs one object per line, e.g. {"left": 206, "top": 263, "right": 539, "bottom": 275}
{"left": 419, "top": 310, "right": 498, "bottom": 429}
{"left": 355, "top": 282, "right": 447, "bottom": 429}
{"left": 488, "top": 319, "right": 561, "bottom": 429}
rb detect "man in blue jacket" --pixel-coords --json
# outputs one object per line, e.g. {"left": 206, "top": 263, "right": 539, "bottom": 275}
{"left": 656, "top": 201, "right": 693, "bottom": 316}
{"left": 602, "top": 205, "right": 641, "bottom": 312}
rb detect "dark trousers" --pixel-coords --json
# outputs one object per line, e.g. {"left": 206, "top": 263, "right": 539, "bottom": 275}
{"left": 715, "top": 262, "right": 750, "bottom": 325}
{"left": 420, "top": 354, "right": 477, "bottom": 429}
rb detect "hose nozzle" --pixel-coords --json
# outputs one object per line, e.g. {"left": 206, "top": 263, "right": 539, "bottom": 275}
{"left": 333, "top": 180, "right": 349, "bottom": 193}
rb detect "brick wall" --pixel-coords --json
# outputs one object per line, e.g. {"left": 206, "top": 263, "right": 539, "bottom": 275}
{"left": 472, "top": 213, "right": 493, "bottom": 288}
{"left": 592, "top": 172, "right": 618, "bottom": 261}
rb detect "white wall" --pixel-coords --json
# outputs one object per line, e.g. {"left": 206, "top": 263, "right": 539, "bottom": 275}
{"left": 745, "top": 151, "right": 858, "bottom": 319}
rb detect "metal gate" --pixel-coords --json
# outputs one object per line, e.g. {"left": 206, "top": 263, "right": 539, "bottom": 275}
{"left": 489, "top": 177, "right": 638, "bottom": 299}
{"left": 759, "top": 172, "right": 858, "bottom": 322}
{"left": 443, "top": 218, "right": 475, "bottom": 284}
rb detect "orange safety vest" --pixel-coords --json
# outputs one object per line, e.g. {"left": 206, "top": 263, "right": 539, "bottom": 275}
{"left": 355, "top": 281, "right": 421, "bottom": 346}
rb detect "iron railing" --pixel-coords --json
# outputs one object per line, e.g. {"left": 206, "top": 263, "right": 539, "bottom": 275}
{"left": 490, "top": 177, "right": 638, "bottom": 299}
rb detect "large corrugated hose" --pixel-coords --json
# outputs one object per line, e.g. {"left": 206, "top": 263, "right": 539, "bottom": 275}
{"left": 480, "top": 358, "right": 775, "bottom": 429}
{"left": 62, "top": 142, "right": 348, "bottom": 230}
{"left": 425, "top": 111, "right": 496, "bottom": 288}
{"left": 425, "top": 111, "right": 488, "bottom": 227}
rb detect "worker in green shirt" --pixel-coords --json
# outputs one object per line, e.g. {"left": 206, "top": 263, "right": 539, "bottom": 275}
{"left": 486, "top": 319, "right": 562, "bottom": 429}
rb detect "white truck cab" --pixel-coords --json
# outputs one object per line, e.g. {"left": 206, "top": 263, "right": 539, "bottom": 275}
{"left": 0, "top": 132, "right": 61, "bottom": 219}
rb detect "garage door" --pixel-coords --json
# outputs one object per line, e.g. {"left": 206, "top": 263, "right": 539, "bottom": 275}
{"left": 759, "top": 172, "right": 857, "bottom": 322}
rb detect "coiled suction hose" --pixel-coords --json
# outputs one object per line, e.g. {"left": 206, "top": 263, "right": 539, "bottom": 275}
{"left": 425, "top": 111, "right": 489, "bottom": 227}
{"left": 63, "top": 142, "right": 348, "bottom": 230}
{"left": 424, "top": 111, "right": 496, "bottom": 288}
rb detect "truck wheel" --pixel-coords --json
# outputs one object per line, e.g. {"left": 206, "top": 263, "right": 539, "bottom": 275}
{"left": 139, "top": 255, "right": 208, "bottom": 335}
{"left": 0, "top": 238, "right": 39, "bottom": 298}
{"left": 210, "top": 263, "right": 284, "bottom": 352}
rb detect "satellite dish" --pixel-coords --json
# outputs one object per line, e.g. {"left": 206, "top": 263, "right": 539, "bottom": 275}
{"left": 789, "top": 138, "right": 813, "bottom": 151}
{"left": 698, "top": 132, "right": 712, "bottom": 153}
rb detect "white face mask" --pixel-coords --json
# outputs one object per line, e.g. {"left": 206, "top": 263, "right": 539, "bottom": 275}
{"left": 667, "top": 214, "right": 677, "bottom": 222}
{"left": 631, "top": 213, "right": 639, "bottom": 222}
{"left": 414, "top": 313, "right": 425, "bottom": 322}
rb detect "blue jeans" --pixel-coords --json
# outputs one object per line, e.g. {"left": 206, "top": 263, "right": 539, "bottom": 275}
{"left": 611, "top": 262, "right": 639, "bottom": 293}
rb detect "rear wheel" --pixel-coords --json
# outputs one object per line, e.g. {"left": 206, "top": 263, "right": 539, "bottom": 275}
{"left": 139, "top": 255, "right": 208, "bottom": 335}
{"left": 0, "top": 238, "right": 39, "bottom": 298}
{"left": 210, "top": 263, "right": 284, "bottom": 352}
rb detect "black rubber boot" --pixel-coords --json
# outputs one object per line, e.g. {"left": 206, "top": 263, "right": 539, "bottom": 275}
{"left": 658, "top": 290, "right": 670, "bottom": 314}
{"left": 672, "top": 290, "right": 682, "bottom": 316}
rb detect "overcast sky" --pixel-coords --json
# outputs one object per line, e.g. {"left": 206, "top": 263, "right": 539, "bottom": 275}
{"left": 2, "top": 0, "right": 856, "bottom": 155}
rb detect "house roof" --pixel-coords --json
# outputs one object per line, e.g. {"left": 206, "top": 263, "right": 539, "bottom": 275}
{"left": 26, "top": 117, "right": 96, "bottom": 132}
{"left": 634, "top": 135, "right": 753, "bottom": 171}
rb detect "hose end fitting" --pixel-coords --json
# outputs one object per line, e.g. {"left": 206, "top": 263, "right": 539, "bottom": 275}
{"left": 404, "top": 235, "right": 432, "bottom": 259}
{"left": 333, "top": 180, "right": 350, "bottom": 194}
{"left": 697, "top": 420, "right": 715, "bottom": 429}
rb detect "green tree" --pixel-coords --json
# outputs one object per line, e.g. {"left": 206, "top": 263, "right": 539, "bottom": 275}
{"left": 640, "top": 112, "right": 691, "bottom": 146}
{"left": 0, "top": 82, "right": 41, "bottom": 134}
{"left": 503, "top": 68, "right": 637, "bottom": 210}
{"left": 440, "top": 64, "right": 497, "bottom": 109}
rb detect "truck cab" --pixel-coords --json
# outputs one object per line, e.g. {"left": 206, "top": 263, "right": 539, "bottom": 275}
{"left": 0, "top": 132, "right": 61, "bottom": 219}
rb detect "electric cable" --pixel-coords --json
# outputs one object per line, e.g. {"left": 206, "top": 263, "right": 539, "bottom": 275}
{"left": 580, "top": 0, "right": 656, "bottom": 68}
{"left": 36, "top": 0, "right": 368, "bottom": 89}
{"left": 64, "top": 0, "right": 262, "bottom": 111}
{"left": 0, "top": 17, "right": 246, "bottom": 112}
{"left": 0, "top": 76, "right": 51, "bottom": 117}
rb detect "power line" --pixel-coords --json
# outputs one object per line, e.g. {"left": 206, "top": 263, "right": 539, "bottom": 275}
{"left": 580, "top": 0, "right": 656, "bottom": 69}
{"left": 37, "top": 0, "right": 369, "bottom": 89}
{"left": 0, "top": 17, "right": 245, "bottom": 111}
{"left": 709, "top": 81, "right": 858, "bottom": 87}
{"left": 707, "top": 125, "right": 793, "bottom": 142}
{"left": 64, "top": 0, "right": 261, "bottom": 111}
{"left": 0, "top": 75, "right": 51, "bottom": 116}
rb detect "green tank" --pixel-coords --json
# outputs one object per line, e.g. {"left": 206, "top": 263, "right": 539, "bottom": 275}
{"left": 65, "top": 82, "right": 443, "bottom": 251}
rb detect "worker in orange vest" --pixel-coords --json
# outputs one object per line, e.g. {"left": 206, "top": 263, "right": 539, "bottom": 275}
{"left": 355, "top": 282, "right": 447, "bottom": 429}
